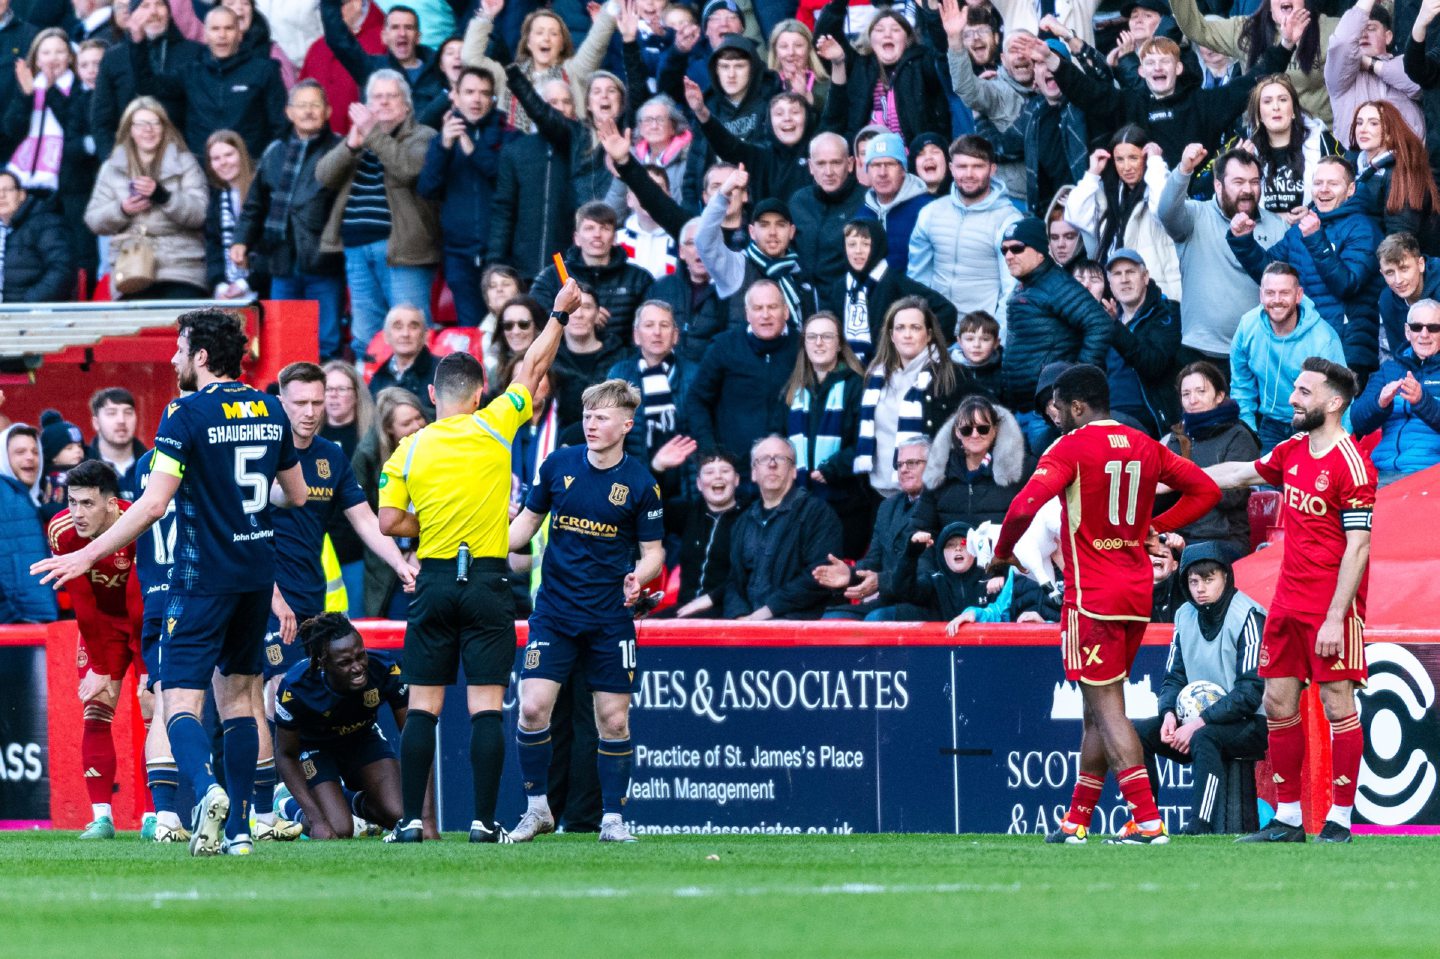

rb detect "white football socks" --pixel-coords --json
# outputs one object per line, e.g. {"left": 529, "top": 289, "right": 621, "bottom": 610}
{"left": 92, "top": 802, "right": 112, "bottom": 821}
{"left": 1275, "top": 801, "right": 1303, "bottom": 827}
{"left": 1327, "top": 804, "right": 1353, "bottom": 828}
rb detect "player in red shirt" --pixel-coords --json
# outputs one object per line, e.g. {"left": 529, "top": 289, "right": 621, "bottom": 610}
{"left": 46, "top": 461, "right": 145, "bottom": 840}
{"left": 1204, "top": 358, "right": 1375, "bottom": 844}
{"left": 991, "top": 365, "right": 1221, "bottom": 845}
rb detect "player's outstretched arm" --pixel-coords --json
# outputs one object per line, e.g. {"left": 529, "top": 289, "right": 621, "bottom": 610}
{"left": 274, "top": 725, "right": 335, "bottom": 840}
{"left": 508, "top": 508, "right": 545, "bottom": 554}
{"left": 273, "top": 462, "right": 309, "bottom": 509}
{"left": 345, "top": 503, "right": 419, "bottom": 591}
{"left": 625, "top": 540, "right": 666, "bottom": 607}
{"left": 1202, "top": 460, "right": 1265, "bottom": 490}
{"left": 512, "top": 278, "right": 581, "bottom": 398}
{"left": 30, "top": 470, "right": 179, "bottom": 588}
{"left": 1153, "top": 450, "right": 1223, "bottom": 534}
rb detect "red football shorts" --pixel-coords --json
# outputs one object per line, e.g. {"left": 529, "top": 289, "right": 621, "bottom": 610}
{"left": 1259, "top": 605, "right": 1368, "bottom": 685}
{"left": 1060, "top": 605, "right": 1147, "bottom": 685}
{"left": 76, "top": 616, "right": 142, "bottom": 683}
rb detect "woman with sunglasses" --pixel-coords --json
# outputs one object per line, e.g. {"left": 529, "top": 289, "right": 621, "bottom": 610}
{"left": 910, "top": 395, "right": 1032, "bottom": 536}
{"left": 487, "top": 294, "right": 545, "bottom": 400}
{"left": 1351, "top": 302, "right": 1440, "bottom": 484}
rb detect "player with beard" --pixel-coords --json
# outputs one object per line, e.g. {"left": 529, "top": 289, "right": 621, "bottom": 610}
{"left": 990, "top": 365, "right": 1220, "bottom": 844}
{"left": 1201, "top": 357, "right": 1376, "bottom": 843}
{"left": 34, "top": 310, "right": 308, "bottom": 857}
{"left": 1157, "top": 145, "right": 1286, "bottom": 367}
{"left": 506, "top": 380, "right": 665, "bottom": 843}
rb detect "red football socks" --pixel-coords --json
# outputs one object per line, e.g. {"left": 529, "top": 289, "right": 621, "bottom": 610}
{"left": 1330, "top": 712, "right": 1363, "bottom": 807}
{"left": 1117, "top": 766, "right": 1160, "bottom": 824}
{"left": 1065, "top": 773, "right": 1105, "bottom": 828}
{"left": 81, "top": 700, "right": 117, "bottom": 807}
{"left": 1267, "top": 712, "right": 1304, "bottom": 804}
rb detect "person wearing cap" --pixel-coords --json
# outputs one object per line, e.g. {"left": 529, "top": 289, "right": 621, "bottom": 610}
{"left": 1226, "top": 155, "right": 1385, "bottom": 380}
{"left": 854, "top": 132, "right": 936, "bottom": 276}
{"left": 998, "top": 216, "right": 1113, "bottom": 453}
{"left": 1133, "top": 541, "right": 1267, "bottom": 835}
{"left": 813, "top": 0, "right": 951, "bottom": 146}
{"left": 907, "top": 134, "right": 1022, "bottom": 335}
{"left": 695, "top": 163, "right": 821, "bottom": 326}
{"left": 1104, "top": 248, "right": 1182, "bottom": 439}
{"left": 1330, "top": 0, "right": 1422, "bottom": 149}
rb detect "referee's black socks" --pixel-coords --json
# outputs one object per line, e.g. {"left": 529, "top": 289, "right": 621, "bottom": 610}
{"left": 470, "top": 710, "right": 505, "bottom": 826}
{"left": 400, "top": 709, "right": 439, "bottom": 825}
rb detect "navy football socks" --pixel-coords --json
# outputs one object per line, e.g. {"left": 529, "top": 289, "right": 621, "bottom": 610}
{"left": 220, "top": 718, "right": 259, "bottom": 839}
{"left": 516, "top": 724, "right": 553, "bottom": 804}
{"left": 165, "top": 712, "right": 217, "bottom": 803}
{"left": 597, "top": 737, "right": 634, "bottom": 817}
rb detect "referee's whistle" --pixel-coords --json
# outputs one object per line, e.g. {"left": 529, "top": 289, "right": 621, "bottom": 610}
{"left": 456, "top": 541, "right": 471, "bottom": 584}
{"left": 553, "top": 252, "right": 570, "bottom": 284}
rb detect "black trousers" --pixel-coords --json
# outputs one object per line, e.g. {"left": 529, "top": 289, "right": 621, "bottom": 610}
{"left": 546, "top": 663, "right": 602, "bottom": 832}
{"left": 1134, "top": 714, "right": 1267, "bottom": 832}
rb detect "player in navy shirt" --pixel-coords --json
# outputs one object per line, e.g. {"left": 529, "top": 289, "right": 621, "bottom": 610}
{"left": 273, "top": 614, "right": 433, "bottom": 839}
{"left": 35, "top": 310, "right": 308, "bottom": 858}
{"left": 252, "top": 364, "right": 418, "bottom": 839}
{"left": 507, "top": 380, "right": 665, "bottom": 844}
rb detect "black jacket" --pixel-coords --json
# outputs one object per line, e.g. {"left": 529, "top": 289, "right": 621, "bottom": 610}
{"left": 204, "top": 186, "right": 257, "bottom": 291}
{"left": 892, "top": 523, "right": 991, "bottom": 619}
{"left": 814, "top": 0, "right": 950, "bottom": 144}
{"left": 726, "top": 486, "right": 843, "bottom": 619}
{"left": 1107, "top": 280, "right": 1183, "bottom": 438}
{"left": 911, "top": 405, "right": 1032, "bottom": 534}
{"left": 855, "top": 489, "right": 922, "bottom": 605}
{"left": 368, "top": 349, "right": 438, "bottom": 419}
{"left": 235, "top": 129, "right": 345, "bottom": 278}
{"left": 1053, "top": 41, "right": 1292, "bottom": 165}
{"left": 697, "top": 109, "right": 814, "bottom": 206}
{"left": 320, "top": 0, "right": 449, "bottom": 121}
{"left": 1000, "top": 258, "right": 1113, "bottom": 412}
{"left": 1159, "top": 403, "right": 1258, "bottom": 559}
{"left": 0, "top": 13, "right": 38, "bottom": 161}
{"left": 488, "top": 130, "right": 573, "bottom": 280}
{"left": 417, "top": 108, "right": 513, "bottom": 258}
{"left": 551, "top": 337, "right": 628, "bottom": 428}
{"left": 686, "top": 327, "right": 799, "bottom": 459}
{"left": 1352, "top": 149, "right": 1440, "bottom": 256}
{"left": 529, "top": 246, "right": 655, "bottom": 348}
{"left": 91, "top": 26, "right": 202, "bottom": 160}
{"left": 131, "top": 41, "right": 286, "bottom": 159}
{"left": 654, "top": 266, "right": 736, "bottom": 365}
{"left": 673, "top": 501, "right": 743, "bottom": 608}
{"left": 0, "top": 196, "right": 73, "bottom": 302}
{"left": 789, "top": 176, "right": 865, "bottom": 289}
{"left": 505, "top": 63, "right": 613, "bottom": 211}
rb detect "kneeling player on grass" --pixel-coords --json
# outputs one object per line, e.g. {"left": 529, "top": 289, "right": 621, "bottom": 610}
{"left": 273, "top": 614, "right": 436, "bottom": 839}
{"left": 507, "top": 380, "right": 665, "bottom": 844}
{"left": 1202, "top": 358, "right": 1376, "bottom": 844}
{"left": 991, "top": 366, "right": 1221, "bottom": 844}
{"left": 47, "top": 461, "right": 145, "bottom": 840}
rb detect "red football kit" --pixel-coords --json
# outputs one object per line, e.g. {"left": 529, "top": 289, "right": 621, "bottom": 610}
{"left": 1252, "top": 432, "right": 1376, "bottom": 684}
{"left": 995, "top": 420, "right": 1220, "bottom": 685}
{"left": 47, "top": 503, "right": 144, "bottom": 682}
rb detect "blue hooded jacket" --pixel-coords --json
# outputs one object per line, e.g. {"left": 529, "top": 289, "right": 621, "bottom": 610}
{"left": 0, "top": 424, "right": 56, "bottom": 623}
{"left": 1227, "top": 193, "right": 1385, "bottom": 373}
{"left": 1230, "top": 297, "right": 1348, "bottom": 427}
{"left": 1350, "top": 346, "right": 1440, "bottom": 475}
{"left": 1378, "top": 256, "right": 1440, "bottom": 359}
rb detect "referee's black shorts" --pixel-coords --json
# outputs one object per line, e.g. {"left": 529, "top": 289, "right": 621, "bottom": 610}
{"left": 403, "top": 557, "right": 517, "bottom": 687}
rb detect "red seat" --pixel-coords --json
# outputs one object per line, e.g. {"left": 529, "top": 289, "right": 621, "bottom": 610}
{"left": 430, "top": 274, "right": 457, "bottom": 327}
{"left": 92, "top": 272, "right": 112, "bottom": 302}
{"left": 1248, "top": 489, "right": 1283, "bottom": 552}
{"left": 427, "top": 327, "right": 483, "bottom": 359}
{"left": 360, "top": 330, "right": 392, "bottom": 383}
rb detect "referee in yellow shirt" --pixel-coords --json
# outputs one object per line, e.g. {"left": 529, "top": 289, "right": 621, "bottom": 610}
{"left": 378, "top": 279, "right": 580, "bottom": 844}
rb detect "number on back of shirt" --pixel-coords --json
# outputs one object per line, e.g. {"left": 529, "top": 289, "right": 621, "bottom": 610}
{"left": 234, "top": 445, "right": 268, "bottom": 514}
{"left": 1104, "top": 460, "right": 1142, "bottom": 526}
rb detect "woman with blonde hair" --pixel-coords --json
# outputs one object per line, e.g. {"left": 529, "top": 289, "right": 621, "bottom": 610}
{"left": 203, "top": 129, "right": 261, "bottom": 299}
{"left": 352, "top": 387, "right": 431, "bottom": 616}
{"left": 85, "top": 96, "right": 207, "bottom": 299}
{"left": 768, "top": 18, "right": 829, "bottom": 111}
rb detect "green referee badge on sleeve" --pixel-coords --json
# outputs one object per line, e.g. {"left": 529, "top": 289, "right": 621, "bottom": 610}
{"left": 379, "top": 474, "right": 389, "bottom": 488}
{"left": 507, "top": 391, "right": 524, "bottom": 412}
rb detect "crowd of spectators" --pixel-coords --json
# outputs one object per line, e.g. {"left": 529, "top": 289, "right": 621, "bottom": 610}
{"left": 3, "top": 0, "right": 1438, "bottom": 624}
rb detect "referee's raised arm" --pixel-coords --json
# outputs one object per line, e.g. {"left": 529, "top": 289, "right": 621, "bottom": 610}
{"left": 512, "top": 279, "right": 582, "bottom": 398}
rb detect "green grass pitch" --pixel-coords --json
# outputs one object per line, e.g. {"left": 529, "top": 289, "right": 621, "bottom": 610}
{"left": 3, "top": 832, "right": 1435, "bottom": 957}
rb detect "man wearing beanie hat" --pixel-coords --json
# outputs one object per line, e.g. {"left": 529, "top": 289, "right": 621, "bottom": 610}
{"left": 39, "top": 410, "right": 86, "bottom": 525}
{"left": 1132, "top": 541, "right": 1267, "bottom": 834}
{"left": 999, "top": 217, "right": 1113, "bottom": 453}
{"left": 855, "top": 132, "right": 936, "bottom": 275}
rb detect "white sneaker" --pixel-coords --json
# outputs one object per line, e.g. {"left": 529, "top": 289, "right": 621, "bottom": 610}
{"left": 253, "top": 817, "right": 303, "bottom": 841}
{"left": 598, "top": 820, "right": 638, "bottom": 843}
{"left": 189, "top": 785, "right": 230, "bottom": 858}
{"left": 509, "top": 808, "right": 556, "bottom": 843}
{"left": 153, "top": 821, "right": 191, "bottom": 843}
{"left": 221, "top": 833, "right": 253, "bottom": 856}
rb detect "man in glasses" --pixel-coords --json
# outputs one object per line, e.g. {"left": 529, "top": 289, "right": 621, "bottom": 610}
{"left": 1351, "top": 298, "right": 1440, "bottom": 484}
{"left": 997, "top": 216, "right": 1112, "bottom": 454}
{"left": 724, "top": 435, "right": 842, "bottom": 621}
{"left": 368, "top": 306, "right": 437, "bottom": 419}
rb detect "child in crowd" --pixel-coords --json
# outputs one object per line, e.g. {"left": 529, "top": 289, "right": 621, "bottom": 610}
{"left": 951, "top": 310, "right": 1002, "bottom": 401}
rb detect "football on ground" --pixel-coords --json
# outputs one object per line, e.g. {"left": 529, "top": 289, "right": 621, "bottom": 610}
{"left": 2, "top": 832, "right": 1433, "bottom": 957}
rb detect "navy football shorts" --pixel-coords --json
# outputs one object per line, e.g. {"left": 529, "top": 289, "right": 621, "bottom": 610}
{"left": 264, "top": 606, "right": 323, "bottom": 680}
{"left": 159, "top": 589, "right": 271, "bottom": 689}
{"left": 300, "top": 726, "right": 395, "bottom": 789}
{"left": 522, "top": 612, "right": 638, "bottom": 694}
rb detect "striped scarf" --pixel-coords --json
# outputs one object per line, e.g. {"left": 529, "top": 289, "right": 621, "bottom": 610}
{"left": 263, "top": 135, "right": 307, "bottom": 248}
{"left": 844, "top": 261, "right": 887, "bottom": 364}
{"left": 854, "top": 358, "right": 934, "bottom": 474}
{"left": 638, "top": 356, "right": 675, "bottom": 449}
{"left": 787, "top": 377, "right": 848, "bottom": 484}
{"left": 219, "top": 189, "right": 248, "bottom": 286}
{"left": 743, "top": 242, "right": 803, "bottom": 319}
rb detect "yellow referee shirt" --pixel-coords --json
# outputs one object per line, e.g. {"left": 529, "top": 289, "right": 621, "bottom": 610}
{"left": 378, "top": 384, "right": 532, "bottom": 560}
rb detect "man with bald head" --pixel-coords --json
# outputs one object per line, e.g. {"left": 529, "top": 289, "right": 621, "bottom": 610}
{"left": 790, "top": 132, "right": 865, "bottom": 290}
{"left": 368, "top": 306, "right": 437, "bottom": 418}
{"left": 129, "top": 3, "right": 286, "bottom": 156}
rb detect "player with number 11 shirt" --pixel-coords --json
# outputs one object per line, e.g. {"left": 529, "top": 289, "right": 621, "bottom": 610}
{"left": 992, "top": 366, "right": 1220, "bottom": 845}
